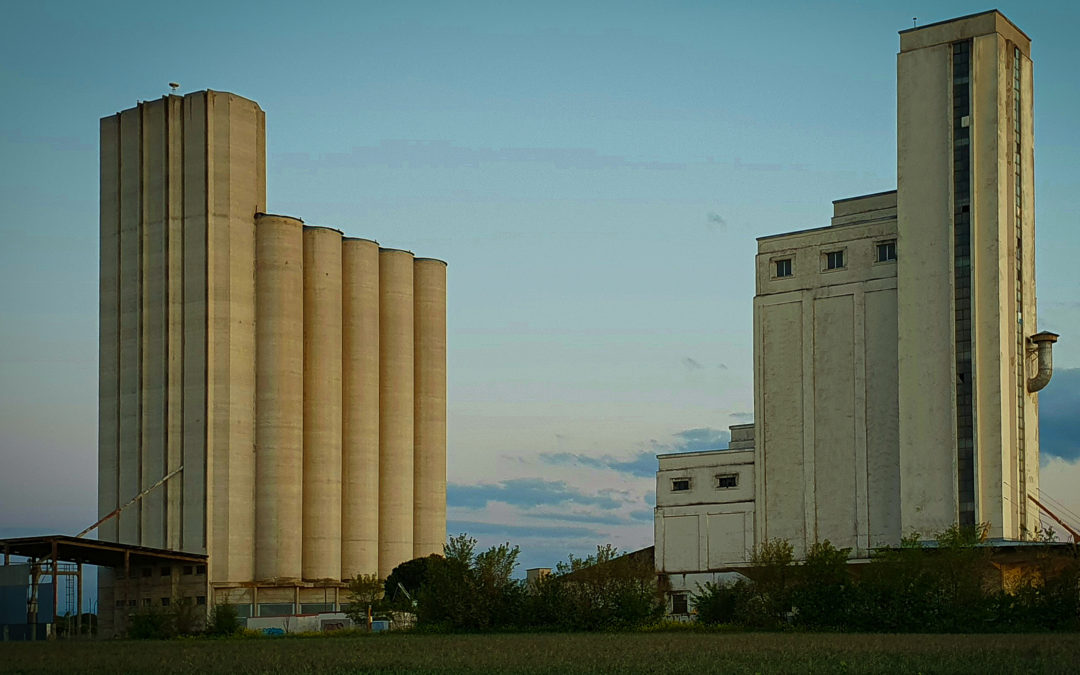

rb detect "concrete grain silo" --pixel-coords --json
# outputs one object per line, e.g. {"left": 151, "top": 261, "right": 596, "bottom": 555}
{"left": 302, "top": 227, "right": 344, "bottom": 581}
{"left": 413, "top": 258, "right": 447, "bottom": 559}
{"left": 95, "top": 90, "right": 446, "bottom": 636}
{"left": 254, "top": 214, "right": 305, "bottom": 581}
{"left": 378, "top": 248, "right": 415, "bottom": 579}
{"left": 341, "top": 237, "right": 381, "bottom": 579}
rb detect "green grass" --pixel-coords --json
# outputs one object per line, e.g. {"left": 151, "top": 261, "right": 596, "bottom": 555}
{"left": 2, "top": 632, "right": 1079, "bottom": 674}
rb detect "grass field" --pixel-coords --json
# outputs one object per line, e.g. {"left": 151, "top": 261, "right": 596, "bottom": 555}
{"left": 2, "top": 632, "right": 1079, "bottom": 674}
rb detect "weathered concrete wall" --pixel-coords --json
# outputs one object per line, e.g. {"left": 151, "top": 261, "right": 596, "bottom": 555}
{"left": 754, "top": 203, "right": 899, "bottom": 556}
{"left": 654, "top": 447, "right": 755, "bottom": 571}
{"left": 99, "top": 92, "right": 266, "bottom": 576}
{"left": 898, "top": 13, "right": 1040, "bottom": 541}
{"left": 897, "top": 41, "right": 957, "bottom": 538}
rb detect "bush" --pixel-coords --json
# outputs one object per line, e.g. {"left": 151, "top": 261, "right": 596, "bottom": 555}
{"left": 521, "top": 545, "right": 662, "bottom": 631}
{"left": 417, "top": 534, "right": 524, "bottom": 631}
{"left": 128, "top": 608, "right": 174, "bottom": 639}
{"left": 206, "top": 604, "right": 241, "bottom": 636}
{"left": 692, "top": 579, "right": 751, "bottom": 625}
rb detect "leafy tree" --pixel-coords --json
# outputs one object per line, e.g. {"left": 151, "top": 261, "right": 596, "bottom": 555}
{"left": 344, "top": 574, "right": 384, "bottom": 624}
{"left": 206, "top": 603, "right": 241, "bottom": 636}
{"left": 384, "top": 555, "right": 441, "bottom": 609}
{"left": 416, "top": 534, "right": 523, "bottom": 630}
{"left": 534, "top": 545, "right": 662, "bottom": 630}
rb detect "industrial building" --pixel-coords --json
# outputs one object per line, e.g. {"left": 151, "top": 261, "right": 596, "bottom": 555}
{"left": 88, "top": 90, "right": 446, "bottom": 635}
{"left": 655, "top": 11, "right": 1061, "bottom": 605}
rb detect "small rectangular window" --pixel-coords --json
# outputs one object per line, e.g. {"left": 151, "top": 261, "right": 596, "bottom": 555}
{"left": 129, "top": 599, "right": 137, "bottom": 607}
{"left": 876, "top": 240, "right": 897, "bottom": 262}
{"left": 195, "top": 565, "right": 206, "bottom": 575}
{"left": 160, "top": 566, "right": 171, "bottom": 577}
{"left": 161, "top": 597, "right": 170, "bottom": 607}
{"left": 716, "top": 473, "right": 739, "bottom": 489}
{"left": 671, "top": 478, "right": 691, "bottom": 492}
{"left": 774, "top": 258, "right": 792, "bottom": 278}
{"left": 115, "top": 599, "right": 123, "bottom": 608}
{"left": 671, "top": 593, "right": 689, "bottom": 614}
{"left": 196, "top": 596, "right": 207, "bottom": 606}
{"left": 825, "top": 250, "right": 845, "bottom": 270}
{"left": 142, "top": 598, "right": 151, "bottom": 608}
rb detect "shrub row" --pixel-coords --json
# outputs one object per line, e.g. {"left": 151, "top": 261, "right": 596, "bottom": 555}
{"left": 693, "top": 527, "right": 1080, "bottom": 632}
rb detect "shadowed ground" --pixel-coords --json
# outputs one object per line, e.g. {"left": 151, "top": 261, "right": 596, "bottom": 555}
{"left": 2, "top": 632, "right": 1080, "bottom": 674}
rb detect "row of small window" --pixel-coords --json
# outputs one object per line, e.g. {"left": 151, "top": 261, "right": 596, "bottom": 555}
{"left": 773, "top": 241, "right": 896, "bottom": 279}
{"left": 115, "top": 595, "right": 206, "bottom": 608}
{"left": 128, "top": 564, "right": 206, "bottom": 579}
{"left": 670, "top": 473, "right": 738, "bottom": 492}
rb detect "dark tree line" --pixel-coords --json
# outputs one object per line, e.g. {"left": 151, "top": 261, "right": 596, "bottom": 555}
{"left": 693, "top": 525, "right": 1080, "bottom": 632}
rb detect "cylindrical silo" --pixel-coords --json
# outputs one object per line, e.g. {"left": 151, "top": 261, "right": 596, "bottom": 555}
{"left": 254, "top": 214, "right": 304, "bottom": 580}
{"left": 302, "top": 226, "right": 344, "bottom": 581}
{"left": 378, "top": 248, "right": 415, "bottom": 578}
{"left": 341, "top": 237, "right": 380, "bottom": 579}
{"left": 413, "top": 258, "right": 447, "bottom": 559}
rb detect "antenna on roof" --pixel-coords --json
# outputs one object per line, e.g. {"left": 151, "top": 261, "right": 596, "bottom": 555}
{"left": 913, "top": 17, "right": 917, "bottom": 28}
{"left": 169, "top": 82, "right": 180, "bottom": 93}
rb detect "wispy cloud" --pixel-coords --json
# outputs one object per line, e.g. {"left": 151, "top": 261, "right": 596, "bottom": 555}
{"left": 447, "top": 520, "right": 601, "bottom": 540}
{"left": 706, "top": 212, "right": 727, "bottom": 231}
{"left": 682, "top": 357, "right": 704, "bottom": 371}
{"left": 628, "top": 510, "right": 655, "bottom": 523}
{"left": 447, "top": 478, "right": 625, "bottom": 510}
{"left": 670, "top": 427, "right": 731, "bottom": 452}
{"left": 542, "top": 450, "right": 657, "bottom": 478}
{"left": 1039, "top": 367, "right": 1080, "bottom": 462}
{"left": 540, "top": 426, "right": 731, "bottom": 478}
{"left": 527, "top": 510, "right": 630, "bottom": 525}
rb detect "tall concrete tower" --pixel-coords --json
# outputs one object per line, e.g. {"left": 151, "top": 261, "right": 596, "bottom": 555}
{"left": 897, "top": 11, "right": 1046, "bottom": 540}
{"left": 98, "top": 91, "right": 447, "bottom": 633}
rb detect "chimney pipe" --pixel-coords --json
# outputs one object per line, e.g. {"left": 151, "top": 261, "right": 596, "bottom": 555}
{"left": 1027, "top": 331, "right": 1060, "bottom": 393}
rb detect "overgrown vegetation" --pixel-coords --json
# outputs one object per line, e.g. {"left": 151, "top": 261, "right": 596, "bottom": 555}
{"left": 373, "top": 534, "right": 661, "bottom": 632}
{"left": 692, "top": 524, "right": 1080, "bottom": 632}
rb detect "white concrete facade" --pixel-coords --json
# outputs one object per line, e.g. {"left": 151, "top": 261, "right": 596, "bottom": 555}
{"left": 754, "top": 194, "right": 899, "bottom": 557}
{"left": 655, "top": 12, "right": 1055, "bottom": 588}
{"left": 654, "top": 424, "right": 756, "bottom": 573}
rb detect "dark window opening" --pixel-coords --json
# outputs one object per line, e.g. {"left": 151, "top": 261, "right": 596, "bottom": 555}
{"left": 716, "top": 473, "right": 739, "bottom": 489}
{"left": 671, "top": 478, "right": 691, "bottom": 492}
{"left": 671, "top": 593, "right": 689, "bottom": 614}
{"left": 825, "top": 250, "right": 845, "bottom": 270}
{"left": 876, "top": 241, "right": 897, "bottom": 262}
{"left": 775, "top": 258, "right": 792, "bottom": 278}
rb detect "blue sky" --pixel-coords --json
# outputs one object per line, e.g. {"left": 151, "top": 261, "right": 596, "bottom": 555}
{"left": 2, "top": 1, "right": 1080, "bottom": 602}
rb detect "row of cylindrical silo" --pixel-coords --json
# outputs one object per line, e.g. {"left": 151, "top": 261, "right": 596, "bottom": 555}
{"left": 253, "top": 213, "right": 446, "bottom": 582}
